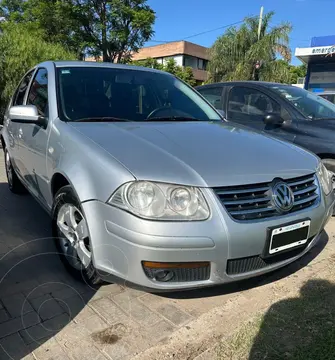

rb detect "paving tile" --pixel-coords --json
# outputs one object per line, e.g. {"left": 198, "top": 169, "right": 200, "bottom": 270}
{"left": 55, "top": 321, "right": 90, "bottom": 346}
{"left": 101, "top": 340, "right": 134, "bottom": 360}
{"left": 30, "top": 294, "right": 65, "bottom": 321}
{"left": 57, "top": 295, "right": 95, "bottom": 321}
{"left": 0, "top": 278, "right": 40, "bottom": 298}
{"left": 1, "top": 293, "right": 34, "bottom": 318}
{"left": 77, "top": 314, "right": 109, "bottom": 333}
{"left": 140, "top": 320, "right": 175, "bottom": 346}
{"left": 23, "top": 282, "right": 66, "bottom": 299}
{"left": 86, "top": 283, "right": 124, "bottom": 301}
{"left": 112, "top": 293, "right": 161, "bottom": 325}
{"left": 20, "top": 313, "right": 70, "bottom": 345}
{"left": 155, "top": 304, "right": 192, "bottom": 326}
{"left": 93, "top": 323, "right": 150, "bottom": 360}
{"left": 0, "top": 333, "right": 32, "bottom": 360}
{"left": 67, "top": 340, "right": 107, "bottom": 360}
{"left": 0, "top": 308, "right": 10, "bottom": 324}
{"left": 32, "top": 337, "right": 71, "bottom": 360}
{"left": 51, "top": 284, "right": 87, "bottom": 301}
{"left": 90, "top": 298, "right": 128, "bottom": 325}
{"left": 0, "top": 311, "right": 40, "bottom": 339}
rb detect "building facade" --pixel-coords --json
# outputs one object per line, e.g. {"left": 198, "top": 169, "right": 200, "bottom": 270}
{"left": 132, "top": 41, "right": 209, "bottom": 85}
{"left": 295, "top": 35, "right": 335, "bottom": 94}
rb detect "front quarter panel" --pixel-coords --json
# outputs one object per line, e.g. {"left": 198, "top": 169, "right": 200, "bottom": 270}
{"left": 47, "top": 120, "right": 135, "bottom": 206}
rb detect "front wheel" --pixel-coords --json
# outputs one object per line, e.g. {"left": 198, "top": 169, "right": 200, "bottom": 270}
{"left": 321, "top": 159, "right": 335, "bottom": 216}
{"left": 4, "top": 149, "right": 27, "bottom": 194}
{"left": 52, "top": 185, "right": 103, "bottom": 286}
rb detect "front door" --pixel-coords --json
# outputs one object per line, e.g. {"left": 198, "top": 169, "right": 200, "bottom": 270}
{"left": 226, "top": 85, "right": 296, "bottom": 142}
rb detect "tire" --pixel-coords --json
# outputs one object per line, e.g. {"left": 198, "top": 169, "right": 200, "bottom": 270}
{"left": 321, "top": 159, "right": 335, "bottom": 216}
{"left": 4, "top": 148, "right": 27, "bottom": 194}
{"left": 52, "top": 185, "right": 103, "bottom": 286}
{"left": 321, "top": 158, "right": 335, "bottom": 174}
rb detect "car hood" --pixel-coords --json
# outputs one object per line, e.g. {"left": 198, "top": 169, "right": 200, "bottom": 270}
{"left": 70, "top": 121, "right": 318, "bottom": 187}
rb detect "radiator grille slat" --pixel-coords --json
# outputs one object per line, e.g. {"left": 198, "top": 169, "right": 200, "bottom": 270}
{"left": 214, "top": 173, "right": 320, "bottom": 221}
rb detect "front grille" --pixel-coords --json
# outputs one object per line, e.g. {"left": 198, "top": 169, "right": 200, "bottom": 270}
{"left": 214, "top": 173, "right": 319, "bottom": 221}
{"left": 226, "top": 237, "right": 313, "bottom": 275}
{"left": 142, "top": 265, "right": 210, "bottom": 282}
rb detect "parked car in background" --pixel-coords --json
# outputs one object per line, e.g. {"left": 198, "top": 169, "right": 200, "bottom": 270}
{"left": 196, "top": 82, "right": 335, "bottom": 174}
{"left": 318, "top": 92, "right": 335, "bottom": 104}
{"left": 1, "top": 62, "right": 334, "bottom": 291}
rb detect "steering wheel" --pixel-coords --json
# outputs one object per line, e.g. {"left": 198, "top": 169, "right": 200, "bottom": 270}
{"left": 146, "top": 107, "right": 178, "bottom": 120}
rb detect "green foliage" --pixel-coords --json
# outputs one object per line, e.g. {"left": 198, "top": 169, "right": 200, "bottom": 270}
{"left": 0, "top": 22, "right": 75, "bottom": 116}
{"left": 208, "top": 11, "right": 292, "bottom": 83}
{"left": 0, "top": 0, "right": 156, "bottom": 62}
{"left": 131, "top": 58, "right": 196, "bottom": 86}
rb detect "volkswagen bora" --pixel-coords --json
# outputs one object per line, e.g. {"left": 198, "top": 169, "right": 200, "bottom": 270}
{"left": 1, "top": 61, "right": 334, "bottom": 291}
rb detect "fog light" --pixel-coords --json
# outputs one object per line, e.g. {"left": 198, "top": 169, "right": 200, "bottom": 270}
{"left": 152, "top": 269, "right": 174, "bottom": 282}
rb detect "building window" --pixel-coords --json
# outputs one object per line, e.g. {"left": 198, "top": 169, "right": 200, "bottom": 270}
{"left": 198, "top": 58, "right": 204, "bottom": 70}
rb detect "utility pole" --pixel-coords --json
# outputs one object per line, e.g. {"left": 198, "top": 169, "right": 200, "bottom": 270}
{"left": 257, "top": 6, "right": 264, "bottom": 41}
{"left": 255, "top": 6, "right": 264, "bottom": 81}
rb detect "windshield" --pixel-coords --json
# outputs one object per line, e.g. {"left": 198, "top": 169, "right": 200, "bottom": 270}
{"left": 270, "top": 85, "right": 335, "bottom": 119}
{"left": 56, "top": 66, "right": 221, "bottom": 122}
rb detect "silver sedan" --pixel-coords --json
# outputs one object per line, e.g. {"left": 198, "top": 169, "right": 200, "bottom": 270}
{"left": 1, "top": 61, "right": 334, "bottom": 291}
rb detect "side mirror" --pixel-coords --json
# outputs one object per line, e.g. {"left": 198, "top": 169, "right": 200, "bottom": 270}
{"left": 263, "top": 113, "right": 284, "bottom": 126}
{"left": 9, "top": 105, "right": 43, "bottom": 125}
{"left": 217, "top": 109, "right": 226, "bottom": 119}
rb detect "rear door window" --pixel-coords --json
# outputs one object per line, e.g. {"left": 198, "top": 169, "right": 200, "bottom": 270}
{"left": 198, "top": 87, "right": 223, "bottom": 109}
{"left": 13, "top": 70, "right": 35, "bottom": 106}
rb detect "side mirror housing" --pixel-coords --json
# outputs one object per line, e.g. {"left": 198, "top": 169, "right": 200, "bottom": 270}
{"left": 9, "top": 105, "right": 41, "bottom": 124}
{"left": 263, "top": 113, "right": 284, "bottom": 126}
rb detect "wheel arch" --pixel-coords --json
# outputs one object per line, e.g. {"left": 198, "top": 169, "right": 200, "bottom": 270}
{"left": 0, "top": 135, "right": 5, "bottom": 149}
{"left": 317, "top": 153, "right": 335, "bottom": 160}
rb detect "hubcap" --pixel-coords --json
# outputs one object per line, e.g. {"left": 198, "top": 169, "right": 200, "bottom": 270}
{"left": 5, "top": 151, "right": 13, "bottom": 187}
{"left": 56, "top": 204, "right": 91, "bottom": 270}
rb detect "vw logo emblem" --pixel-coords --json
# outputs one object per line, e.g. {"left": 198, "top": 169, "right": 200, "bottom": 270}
{"left": 272, "top": 182, "right": 294, "bottom": 212}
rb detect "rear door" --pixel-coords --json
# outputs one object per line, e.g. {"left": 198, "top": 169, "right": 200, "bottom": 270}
{"left": 19, "top": 67, "right": 50, "bottom": 203}
{"left": 4, "top": 69, "right": 36, "bottom": 177}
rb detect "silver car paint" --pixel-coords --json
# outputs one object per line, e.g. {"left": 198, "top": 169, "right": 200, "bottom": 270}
{"left": 1, "top": 61, "right": 334, "bottom": 290}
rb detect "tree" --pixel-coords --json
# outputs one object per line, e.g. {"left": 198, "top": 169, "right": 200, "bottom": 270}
{"left": 72, "top": 0, "right": 155, "bottom": 63}
{"left": 208, "top": 11, "right": 292, "bottom": 83}
{"left": 0, "top": 22, "right": 75, "bottom": 118}
{"left": 0, "top": 0, "right": 156, "bottom": 62}
{"left": 131, "top": 58, "right": 196, "bottom": 86}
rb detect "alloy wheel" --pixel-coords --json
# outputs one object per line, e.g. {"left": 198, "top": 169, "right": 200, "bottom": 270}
{"left": 56, "top": 203, "right": 91, "bottom": 270}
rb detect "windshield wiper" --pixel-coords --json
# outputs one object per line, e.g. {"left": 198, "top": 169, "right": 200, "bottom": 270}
{"left": 146, "top": 116, "right": 199, "bottom": 122}
{"left": 73, "top": 117, "right": 131, "bottom": 122}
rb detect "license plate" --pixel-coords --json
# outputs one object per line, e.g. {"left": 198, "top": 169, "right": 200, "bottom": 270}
{"left": 269, "top": 220, "right": 310, "bottom": 255}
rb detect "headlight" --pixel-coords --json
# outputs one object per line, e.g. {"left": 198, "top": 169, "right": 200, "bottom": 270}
{"left": 317, "top": 162, "right": 333, "bottom": 195}
{"left": 109, "top": 181, "right": 210, "bottom": 221}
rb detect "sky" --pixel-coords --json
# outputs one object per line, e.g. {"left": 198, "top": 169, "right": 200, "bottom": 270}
{"left": 146, "top": 0, "right": 335, "bottom": 65}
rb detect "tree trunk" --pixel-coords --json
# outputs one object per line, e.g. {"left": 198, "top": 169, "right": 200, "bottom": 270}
{"left": 101, "top": 2, "right": 108, "bottom": 62}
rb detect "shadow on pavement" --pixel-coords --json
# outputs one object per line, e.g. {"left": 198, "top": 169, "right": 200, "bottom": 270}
{"left": 162, "top": 231, "right": 329, "bottom": 300}
{"left": 0, "top": 183, "right": 96, "bottom": 359}
{"left": 249, "top": 278, "right": 335, "bottom": 360}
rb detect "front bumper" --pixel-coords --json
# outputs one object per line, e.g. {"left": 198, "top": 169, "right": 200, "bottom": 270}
{"left": 82, "top": 188, "right": 335, "bottom": 290}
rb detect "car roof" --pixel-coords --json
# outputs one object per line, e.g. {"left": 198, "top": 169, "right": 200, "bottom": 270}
{"left": 38, "top": 60, "right": 172, "bottom": 76}
{"left": 196, "top": 81, "right": 289, "bottom": 88}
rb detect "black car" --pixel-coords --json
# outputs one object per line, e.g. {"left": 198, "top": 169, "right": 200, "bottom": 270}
{"left": 196, "top": 81, "right": 335, "bottom": 173}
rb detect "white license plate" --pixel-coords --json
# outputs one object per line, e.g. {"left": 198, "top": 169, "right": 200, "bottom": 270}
{"left": 269, "top": 220, "right": 310, "bottom": 255}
